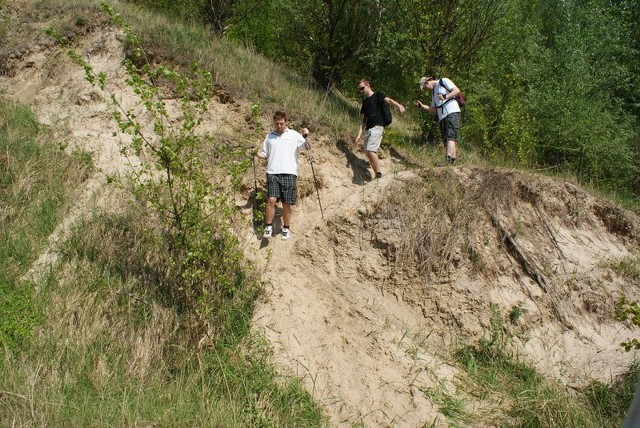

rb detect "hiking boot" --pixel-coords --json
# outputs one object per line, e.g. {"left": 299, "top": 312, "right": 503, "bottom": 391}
{"left": 263, "top": 226, "right": 273, "bottom": 238}
{"left": 281, "top": 227, "right": 291, "bottom": 240}
{"left": 375, "top": 172, "right": 383, "bottom": 179}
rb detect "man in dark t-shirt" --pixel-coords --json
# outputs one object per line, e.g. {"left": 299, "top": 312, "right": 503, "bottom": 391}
{"left": 354, "top": 78, "right": 405, "bottom": 179}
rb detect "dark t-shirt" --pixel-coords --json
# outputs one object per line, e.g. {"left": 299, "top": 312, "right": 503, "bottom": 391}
{"left": 360, "top": 92, "right": 386, "bottom": 129}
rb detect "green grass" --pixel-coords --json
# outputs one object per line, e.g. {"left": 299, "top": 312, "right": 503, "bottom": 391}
{"left": 0, "top": 100, "right": 92, "bottom": 348}
{"left": 2, "top": 210, "right": 325, "bottom": 426}
{"left": 453, "top": 305, "right": 636, "bottom": 427}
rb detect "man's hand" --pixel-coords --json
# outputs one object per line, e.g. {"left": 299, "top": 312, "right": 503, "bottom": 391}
{"left": 416, "top": 100, "right": 428, "bottom": 110}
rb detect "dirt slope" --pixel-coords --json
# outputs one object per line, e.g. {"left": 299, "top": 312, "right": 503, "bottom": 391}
{"left": 246, "top": 164, "right": 640, "bottom": 426}
{"left": 2, "top": 7, "right": 640, "bottom": 427}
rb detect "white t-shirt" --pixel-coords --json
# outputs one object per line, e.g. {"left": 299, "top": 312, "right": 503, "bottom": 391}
{"left": 431, "top": 77, "right": 461, "bottom": 121}
{"left": 260, "top": 128, "right": 307, "bottom": 176}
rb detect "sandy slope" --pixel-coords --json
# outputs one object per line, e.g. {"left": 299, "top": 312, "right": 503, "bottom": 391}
{"left": 3, "top": 11, "right": 640, "bottom": 427}
{"left": 245, "top": 162, "right": 640, "bottom": 426}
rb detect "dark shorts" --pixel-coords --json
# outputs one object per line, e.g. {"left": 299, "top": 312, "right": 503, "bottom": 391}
{"left": 267, "top": 173, "right": 297, "bottom": 205}
{"left": 439, "top": 112, "right": 460, "bottom": 142}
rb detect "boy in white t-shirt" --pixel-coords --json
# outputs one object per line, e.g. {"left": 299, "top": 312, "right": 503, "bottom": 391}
{"left": 253, "top": 111, "right": 310, "bottom": 240}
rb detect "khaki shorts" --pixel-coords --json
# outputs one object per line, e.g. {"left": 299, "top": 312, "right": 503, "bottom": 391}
{"left": 364, "top": 125, "right": 384, "bottom": 152}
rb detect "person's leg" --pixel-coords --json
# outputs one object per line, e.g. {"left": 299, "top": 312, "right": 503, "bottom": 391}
{"left": 366, "top": 151, "right": 382, "bottom": 175}
{"left": 280, "top": 175, "right": 297, "bottom": 224}
{"left": 444, "top": 113, "right": 460, "bottom": 163}
{"left": 281, "top": 203, "right": 292, "bottom": 227}
{"left": 265, "top": 196, "right": 277, "bottom": 224}
{"left": 446, "top": 139, "right": 457, "bottom": 160}
{"left": 263, "top": 174, "right": 281, "bottom": 237}
{"left": 279, "top": 174, "right": 297, "bottom": 240}
{"left": 439, "top": 119, "right": 449, "bottom": 162}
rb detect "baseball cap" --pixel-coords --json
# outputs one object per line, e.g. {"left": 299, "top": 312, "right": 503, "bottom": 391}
{"left": 419, "top": 76, "right": 434, "bottom": 89}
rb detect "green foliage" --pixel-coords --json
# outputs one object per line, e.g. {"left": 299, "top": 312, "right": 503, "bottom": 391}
{"left": 123, "top": 0, "right": 210, "bottom": 26}
{"left": 585, "top": 362, "right": 640, "bottom": 424}
{"left": 605, "top": 256, "right": 640, "bottom": 282}
{"left": 122, "top": 0, "right": 640, "bottom": 198}
{"left": 411, "top": 0, "right": 640, "bottom": 195}
{"left": 205, "top": 336, "right": 326, "bottom": 427}
{"left": 0, "top": 279, "right": 42, "bottom": 349}
{"left": 614, "top": 296, "right": 640, "bottom": 351}
{"left": 229, "top": 0, "right": 381, "bottom": 87}
{"left": 422, "top": 383, "right": 469, "bottom": 423}
{"left": 472, "top": 303, "right": 511, "bottom": 361}
{"left": 1, "top": 250, "right": 324, "bottom": 426}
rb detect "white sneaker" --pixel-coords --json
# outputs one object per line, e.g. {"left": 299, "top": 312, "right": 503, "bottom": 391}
{"left": 281, "top": 228, "right": 291, "bottom": 240}
{"left": 263, "top": 226, "right": 273, "bottom": 238}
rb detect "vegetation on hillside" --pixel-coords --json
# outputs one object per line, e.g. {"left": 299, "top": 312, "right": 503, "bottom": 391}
{"left": 130, "top": 0, "right": 640, "bottom": 202}
{"left": 0, "top": 102, "right": 93, "bottom": 348}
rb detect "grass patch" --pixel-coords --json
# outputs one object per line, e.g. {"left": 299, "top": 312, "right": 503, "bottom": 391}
{"left": 601, "top": 256, "right": 640, "bottom": 281}
{"left": 370, "top": 167, "right": 481, "bottom": 278}
{"left": 97, "top": 0, "right": 357, "bottom": 137}
{"left": 2, "top": 206, "right": 326, "bottom": 426}
{"left": 584, "top": 362, "right": 640, "bottom": 424}
{"left": 0, "top": 99, "right": 92, "bottom": 348}
{"left": 454, "top": 304, "right": 636, "bottom": 427}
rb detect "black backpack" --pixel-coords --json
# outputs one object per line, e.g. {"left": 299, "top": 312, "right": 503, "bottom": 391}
{"left": 376, "top": 92, "right": 392, "bottom": 126}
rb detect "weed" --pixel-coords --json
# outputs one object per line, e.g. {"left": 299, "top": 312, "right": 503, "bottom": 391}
{"left": 603, "top": 256, "right": 640, "bottom": 281}
{"left": 421, "top": 383, "right": 469, "bottom": 425}
{"left": 508, "top": 304, "right": 524, "bottom": 324}
{"left": 614, "top": 296, "right": 640, "bottom": 351}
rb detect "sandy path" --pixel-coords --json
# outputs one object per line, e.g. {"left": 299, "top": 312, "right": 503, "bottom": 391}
{"left": 244, "top": 150, "right": 452, "bottom": 426}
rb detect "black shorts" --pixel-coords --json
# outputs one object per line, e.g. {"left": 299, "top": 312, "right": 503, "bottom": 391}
{"left": 439, "top": 112, "right": 460, "bottom": 142}
{"left": 267, "top": 173, "right": 298, "bottom": 205}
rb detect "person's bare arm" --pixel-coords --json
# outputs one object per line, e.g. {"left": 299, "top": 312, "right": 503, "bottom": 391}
{"left": 385, "top": 97, "right": 406, "bottom": 114}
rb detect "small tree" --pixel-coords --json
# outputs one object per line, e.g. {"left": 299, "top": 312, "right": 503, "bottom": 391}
{"left": 47, "top": 3, "right": 252, "bottom": 339}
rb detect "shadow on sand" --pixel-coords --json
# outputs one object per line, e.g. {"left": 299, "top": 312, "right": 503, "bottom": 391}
{"left": 336, "top": 139, "right": 372, "bottom": 185}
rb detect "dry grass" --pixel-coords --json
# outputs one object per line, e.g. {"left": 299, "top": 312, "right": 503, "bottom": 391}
{"left": 370, "top": 168, "right": 483, "bottom": 278}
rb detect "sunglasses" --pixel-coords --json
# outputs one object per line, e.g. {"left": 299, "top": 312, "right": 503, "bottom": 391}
{"left": 358, "top": 86, "right": 366, "bottom": 91}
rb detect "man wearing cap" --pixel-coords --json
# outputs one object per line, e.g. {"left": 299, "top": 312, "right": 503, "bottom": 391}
{"left": 416, "top": 76, "right": 461, "bottom": 164}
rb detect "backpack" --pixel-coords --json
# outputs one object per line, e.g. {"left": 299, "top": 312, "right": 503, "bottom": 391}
{"left": 379, "top": 92, "right": 392, "bottom": 126}
{"left": 439, "top": 78, "right": 465, "bottom": 108}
